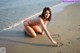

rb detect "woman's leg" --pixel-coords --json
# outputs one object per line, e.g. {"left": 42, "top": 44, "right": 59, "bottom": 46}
{"left": 24, "top": 26, "right": 37, "bottom": 37}
{"left": 32, "top": 25, "right": 42, "bottom": 33}
{"left": 32, "top": 25, "right": 45, "bottom": 35}
{"left": 24, "top": 22, "right": 37, "bottom": 38}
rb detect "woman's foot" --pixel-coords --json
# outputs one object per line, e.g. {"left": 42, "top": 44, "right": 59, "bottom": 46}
{"left": 24, "top": 30, "right": 27, "bottom": 35}
{"left": 24, "top": 30, "right": 32, "bottom": 37}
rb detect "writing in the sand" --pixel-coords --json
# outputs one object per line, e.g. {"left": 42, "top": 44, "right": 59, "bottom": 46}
{"left": 0, "top": 47, "right": 6, "bottom": 53}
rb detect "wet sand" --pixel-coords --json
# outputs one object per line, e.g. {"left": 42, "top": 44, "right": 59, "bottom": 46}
{"left": 0, "top": 3, "right": 80, "bottom": 53}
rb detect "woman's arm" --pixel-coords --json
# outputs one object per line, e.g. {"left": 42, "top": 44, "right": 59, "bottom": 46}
{"left": 39, "top": 18, "right": 57, "bottom": 46}
{"left": 41, "top": 21, "right": 48, "bottom": 34}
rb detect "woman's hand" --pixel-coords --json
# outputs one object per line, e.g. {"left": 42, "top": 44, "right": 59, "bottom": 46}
{"left": 53, "top": 41, "right": 58, "bottom": 46}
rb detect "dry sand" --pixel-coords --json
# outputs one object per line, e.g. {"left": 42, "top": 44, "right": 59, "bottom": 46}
{"left": 0, "top": 2, "right": 80, "bottom": 53}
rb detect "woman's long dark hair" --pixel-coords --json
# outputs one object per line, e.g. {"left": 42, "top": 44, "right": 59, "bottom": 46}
{"left": 39, "top": 7, "right": 52, "bottom": 21}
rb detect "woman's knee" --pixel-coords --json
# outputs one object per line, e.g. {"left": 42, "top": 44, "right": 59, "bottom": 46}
{"left": 24, "top": 26, "right": 37, "bottom": 38}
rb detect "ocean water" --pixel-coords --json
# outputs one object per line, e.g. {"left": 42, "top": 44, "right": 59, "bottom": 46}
{"left": 0, "top": 0, "right": 61, "bottom": 31}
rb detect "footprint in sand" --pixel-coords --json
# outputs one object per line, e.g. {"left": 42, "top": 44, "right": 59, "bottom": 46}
{"left": 76, "top": 37, "right": 80, "bottom": 41}
{"left": 57, "top": 51, "right": 62, "bottom": 53}
{"left": 68, "top": 25, "right": 80, "bottom": 32}
{"left": 78, "top": 25, "right": 80, "bottom": 26}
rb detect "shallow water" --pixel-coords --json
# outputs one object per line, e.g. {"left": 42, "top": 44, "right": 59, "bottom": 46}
{"left": 0, "top": 0, "right": 61, "bottom": 31}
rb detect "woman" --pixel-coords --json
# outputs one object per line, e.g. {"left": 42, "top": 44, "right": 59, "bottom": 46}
{"left": 24, "top": 7, "right": 58, "bottom": 46}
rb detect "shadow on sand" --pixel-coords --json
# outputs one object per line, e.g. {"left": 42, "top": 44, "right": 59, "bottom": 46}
{"left": 0, "top": 31, "right": 57, "bottom": 47}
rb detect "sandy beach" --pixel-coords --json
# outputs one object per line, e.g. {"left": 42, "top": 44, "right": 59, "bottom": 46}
{"left": 0, "top": 2, "right": 80, "bottom": 53}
